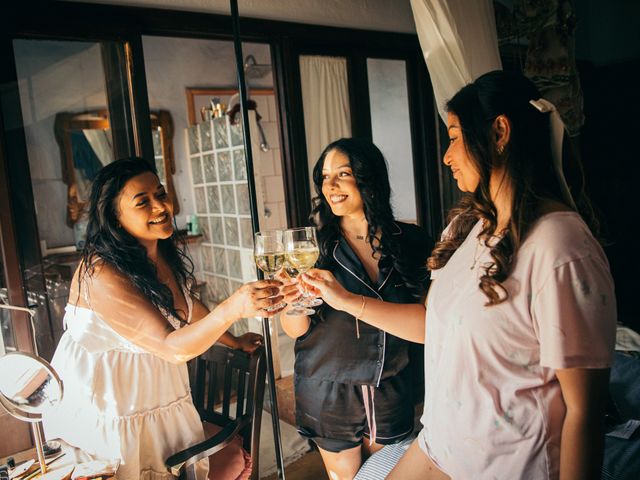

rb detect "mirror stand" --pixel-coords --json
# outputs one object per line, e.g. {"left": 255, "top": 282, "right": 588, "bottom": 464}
{"left": 0, "top": 395, "right": 48, "bottom": 474}
{"left": 33, "top": 421, "right": 48, "bottom": 475}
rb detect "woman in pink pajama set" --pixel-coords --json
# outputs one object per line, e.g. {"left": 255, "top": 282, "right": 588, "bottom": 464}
{"left": 302, "top": 71, "right": 616, "bottom": 480}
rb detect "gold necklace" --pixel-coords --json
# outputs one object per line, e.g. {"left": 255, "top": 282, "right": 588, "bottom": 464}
{"left": 342, "top": 228, "right": 368, "bottom": 241}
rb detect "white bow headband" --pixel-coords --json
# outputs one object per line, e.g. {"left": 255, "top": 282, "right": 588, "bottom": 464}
{"left": 528, "top": 98, "right": 576, "bottom": 210}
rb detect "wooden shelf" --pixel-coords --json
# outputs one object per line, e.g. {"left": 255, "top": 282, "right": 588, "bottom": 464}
{"left": 180, "top": 233, "right": 203, "bottom": 245}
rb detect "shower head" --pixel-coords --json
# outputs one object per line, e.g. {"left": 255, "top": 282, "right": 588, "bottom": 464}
{"left": 243, "top": 54, "right": 272, "bottom": 79}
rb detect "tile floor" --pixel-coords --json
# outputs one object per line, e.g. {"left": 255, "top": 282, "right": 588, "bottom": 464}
{"left": 258, "top": 328, "right": 312, "bottom": 478}
{"left": 263, "top": 450, "right": 328, "bottom": 480}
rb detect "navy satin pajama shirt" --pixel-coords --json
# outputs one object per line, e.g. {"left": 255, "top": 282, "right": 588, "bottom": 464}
{"left": 294, "top": 222, "right": 432, "bottom": 452}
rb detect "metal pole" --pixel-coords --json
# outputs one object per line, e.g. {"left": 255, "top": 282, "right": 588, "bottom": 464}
{"left": 229, "top": 1, "right": 286, "bottom": 478}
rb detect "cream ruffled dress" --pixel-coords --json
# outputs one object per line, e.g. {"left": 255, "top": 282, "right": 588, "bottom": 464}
{"left": 43, "top": 290, "right": 208, "bottom": 479}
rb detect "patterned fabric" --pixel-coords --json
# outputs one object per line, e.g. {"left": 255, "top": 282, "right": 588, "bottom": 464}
{"left": 354, "top": 435, "right": 415, "bottom": 480}
{"left": 496, "top": 0, "right": 585, "bottom": 136}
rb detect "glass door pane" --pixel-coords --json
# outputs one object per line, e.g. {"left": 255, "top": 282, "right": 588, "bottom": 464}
{"left": 11, "top": 38, "right": 132, "bottom": 360}
{"left": 140, "top": 40, "right": 299, "bottom": 463}
{"left": 367, "top": 58, "right": 417, "bottom": 223}
{"left": 140, "top": 35, "right": 290, "bottom": 373}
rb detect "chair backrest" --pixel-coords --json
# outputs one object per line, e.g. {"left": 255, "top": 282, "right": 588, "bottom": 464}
{"left": 191, "top": 344, "right": 266, "bottom": 477}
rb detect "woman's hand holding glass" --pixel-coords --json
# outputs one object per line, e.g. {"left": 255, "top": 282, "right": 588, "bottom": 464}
{"left": 299, "top": 268, "right": 354, "bottom": 313}
{"left": 226, "top": 279, "right": 285, "bottom": 318}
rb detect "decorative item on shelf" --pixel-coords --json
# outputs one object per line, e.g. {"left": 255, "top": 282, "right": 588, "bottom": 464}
{"left": 212, "top": 97, "right": 227, "bottom": 118}
{"left": 188, "top": 87, "right": 270, "bottom": 153}
{"left": 199, "top": 97, "right": 227, "bottom": 122}
{"left": 186, "top": 214, "right": 200, "bottom": 236}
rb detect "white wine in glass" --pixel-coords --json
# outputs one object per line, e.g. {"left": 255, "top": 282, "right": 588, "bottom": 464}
{"left": 284, "top": 227, "right": 323, "bottom": 312}
{"left": 254, "top": 230, "right": 286, "bottom": 312}
{"left": 287, "top": 245, "right": 319, "bottom": 272}
{"left": 255, "top": 252, "right": 285, "bottom": 277}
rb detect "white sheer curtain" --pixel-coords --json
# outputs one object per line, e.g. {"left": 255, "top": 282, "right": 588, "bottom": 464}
{"left": 299, "top": 56, "right": 351, "bottom": 186}
{"left": 82, "top": 128, "right": 114, "bottom": 166}
{"left": 410, "top": 0, "right": 502, "bottom": 121}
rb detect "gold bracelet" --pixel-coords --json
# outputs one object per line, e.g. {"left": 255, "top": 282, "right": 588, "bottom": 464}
{"left": 355, "top": 295, "right": 366, "bottom": 339}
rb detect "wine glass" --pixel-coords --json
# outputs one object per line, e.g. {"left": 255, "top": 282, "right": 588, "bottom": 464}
{"left": 284, "top": 227, "right": 322, "bottom": 315}
{"left": 282, "top": 260, "right": 315, "bottom": 316}
{"left": 254, "top": 230, "right": 286, "bottom": 312}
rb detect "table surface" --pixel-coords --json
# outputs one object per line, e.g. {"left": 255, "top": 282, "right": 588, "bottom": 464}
{"left": 1, "top": 445, "right": 76, "bottom": 478}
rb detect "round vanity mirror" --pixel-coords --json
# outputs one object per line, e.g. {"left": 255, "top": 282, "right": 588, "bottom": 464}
{"left": 0, "top": 352, "right": 64, "bottom": 476}
{"left": 0, "top": 352, "right": 63, "bottom": 419}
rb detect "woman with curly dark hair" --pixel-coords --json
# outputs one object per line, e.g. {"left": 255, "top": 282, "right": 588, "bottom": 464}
{"left": 43, "top": 158, "right": 283, "bottom": 479}
{"left": 280, "top": 138, "right": 433, "bottom": 479}
{"left": 304, "top": 71, "right": 616, "bottom": 480}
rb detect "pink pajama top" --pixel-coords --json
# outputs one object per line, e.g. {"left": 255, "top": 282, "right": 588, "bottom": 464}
{"left": 418, "top": 212, "right": 616, "bottom": 479}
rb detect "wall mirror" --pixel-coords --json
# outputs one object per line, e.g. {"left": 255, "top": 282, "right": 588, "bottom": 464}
{"left": 54, "top": 109, "right": 179, "bottom": 227}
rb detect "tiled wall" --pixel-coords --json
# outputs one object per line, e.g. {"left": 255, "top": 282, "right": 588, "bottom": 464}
{"left": 186, "top": 99, "right": 287, "bottom": 334}
{"left": 252, "top": 94, "right": 288, "bottom": 232}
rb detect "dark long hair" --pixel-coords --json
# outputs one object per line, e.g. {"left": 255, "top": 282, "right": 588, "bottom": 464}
{"left": 428, "top": 70, "right": 596, "bottom": 305}
{"left": 79, "top": 158, "right": 194, "bottom": 321}
{"left": 310, "top": 137, "right": 424, "bottom": 298}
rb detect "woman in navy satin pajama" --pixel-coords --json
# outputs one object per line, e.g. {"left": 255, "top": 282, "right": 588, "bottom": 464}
{"left": 280, "top": 138, "right": 433, "bottom": 479}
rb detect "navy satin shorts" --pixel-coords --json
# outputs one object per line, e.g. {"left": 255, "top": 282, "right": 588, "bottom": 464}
{"left": 294, "top": 369, "right": 415, "bottom": 453}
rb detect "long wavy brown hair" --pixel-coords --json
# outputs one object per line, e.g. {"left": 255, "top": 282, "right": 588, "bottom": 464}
{"left": 79, "top": 158, "right": 195, "bottom": 322}
{"left": 310, "top": 138, "right": 428, "bottom": 300}
{"left": 427, "top": 70, "right": 597, "bottom": 305}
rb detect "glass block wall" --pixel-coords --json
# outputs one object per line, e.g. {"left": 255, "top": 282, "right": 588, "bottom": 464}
{"left": 187, "top": 115, "right": 259, "bottom": 323}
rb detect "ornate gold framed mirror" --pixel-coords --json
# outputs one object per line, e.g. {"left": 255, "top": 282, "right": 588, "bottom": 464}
{"left": 54, "top": 109, "right": 179, "bottom": 227}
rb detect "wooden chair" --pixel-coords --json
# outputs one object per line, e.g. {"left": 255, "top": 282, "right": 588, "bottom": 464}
{"left": 166, "top": 344, "right": 266, "bottom": 480}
